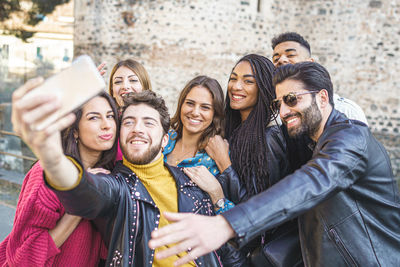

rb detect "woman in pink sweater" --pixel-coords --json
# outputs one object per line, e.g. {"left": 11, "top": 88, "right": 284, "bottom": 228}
{"left": 0, "top": 92, "right": 119, "bottom": 266}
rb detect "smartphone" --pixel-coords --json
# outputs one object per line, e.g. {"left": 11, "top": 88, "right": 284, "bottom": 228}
{"left": 26, "top": 55, "right": 106, "bottom": 131}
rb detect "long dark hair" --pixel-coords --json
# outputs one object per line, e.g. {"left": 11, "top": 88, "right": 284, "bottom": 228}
{"left": 61, "top": 92, "right": 120, "bottom": 170}
{"left": 225, "top": 54, "right": 277, "bottom": 195}
{"left": 170, "top": 75, "right": 225, "bottom": 150}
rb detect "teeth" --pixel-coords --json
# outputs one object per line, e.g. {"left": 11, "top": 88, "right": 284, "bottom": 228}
{"left": 130, "top": 140, "right": 146, "bottom": 144}
{"left": 232, "top": 95, "right": 244, "bottom": 100}
{"left": 287, "top": 117, "right": 298, "bottom": 124}
{"left": 189, "top": 118, "right": 201, "bottom": 123}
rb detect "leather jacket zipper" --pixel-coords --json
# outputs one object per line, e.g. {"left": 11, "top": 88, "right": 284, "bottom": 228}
{"left": 329, "top": 229, "right": 357, "bottom": 266}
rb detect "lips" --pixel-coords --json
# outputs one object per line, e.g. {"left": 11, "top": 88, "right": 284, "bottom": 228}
{"left": 99, "top": 134, "right": 114, "bottom": 141}
{"left": 283, "top": 114, "right": 301, "bottom": 128}
{"left": 231, "top": 93, "right": 246, "bottom": 101}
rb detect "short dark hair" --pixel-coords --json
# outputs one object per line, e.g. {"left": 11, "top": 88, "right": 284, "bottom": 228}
{"left": 271, "top": 32, "right": 311, "bottom": 55}
{"left": 171, "top": 75, "right": 225, "bottom": 150}
{"left": 61, "top": 92, "right": 120, "bottom": 170}
{"left": 273, "top": 62, "right": 334, "bottom": 106}
{"left": 121, "top": 90, "right": 170, "bottom": 135}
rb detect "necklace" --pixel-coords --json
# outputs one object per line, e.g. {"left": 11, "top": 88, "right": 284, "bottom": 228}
{"left": 169, "top": 149, "right": 197, "bottom": 166}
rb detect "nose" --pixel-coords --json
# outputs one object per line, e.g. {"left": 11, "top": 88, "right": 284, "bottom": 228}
{"left": 192, "top": 105, "right": 200, "bottom": 116}
{"left": 101, "top": 118, "right": 112, "bottom": 130}
{"left": 231, "top": 80, "right": 243, "bottom": 91}
{"left": 279, "top": 102, "right": 291, "bottom": 119}
{"left": 122, "top": 78, "right": 131, "bottom": 91}
{"left": 131, "top": 120, "right": 144, "bottom": 133}
{"left": 277, "top": 55, "right": 289, "bottom": 66}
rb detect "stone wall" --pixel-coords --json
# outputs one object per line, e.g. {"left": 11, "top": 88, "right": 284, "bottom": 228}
{"left": 74, "top": 0, "right": 400, "bottom": 178}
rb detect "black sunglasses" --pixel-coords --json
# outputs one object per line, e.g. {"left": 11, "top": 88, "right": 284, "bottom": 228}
{"left": 271, "top": 90, "right": 319, "bottom": 112}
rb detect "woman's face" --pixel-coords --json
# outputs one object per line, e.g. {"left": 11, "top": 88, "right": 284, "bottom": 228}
{"left": 180, "top": 85, "right": 214, "bottom": 136}
{"left": 75, "top": 96, "right": 117, "bottom": 155}
{"left": 228, "top": 60, "right": 259, "bottom": 121}
{"left": 112, "top": 66, "right": 143, "bottom": 107}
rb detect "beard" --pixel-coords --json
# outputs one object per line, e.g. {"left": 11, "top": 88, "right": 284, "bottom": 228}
{"left": 121, "top": 134, "right": 163, "bottom": 165}
{"left": 285, "top": 97, "right": 322, "bottom": 139}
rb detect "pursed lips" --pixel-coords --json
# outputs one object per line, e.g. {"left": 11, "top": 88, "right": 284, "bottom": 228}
{"left": 99, "top": 134, "right": 114, "bottom": 141}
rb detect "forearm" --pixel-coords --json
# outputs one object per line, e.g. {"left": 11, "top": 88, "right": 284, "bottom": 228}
{"left": 44, "top": 156, "right": 81, "bottom": 190}
{"left": 49, "top": 214, "right": 82, "bottom": 247}
{"left": 214, "top": 157, "right": 232, "bottom": 173}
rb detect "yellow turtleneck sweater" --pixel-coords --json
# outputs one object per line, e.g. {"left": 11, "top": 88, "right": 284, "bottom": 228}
{"left": 123, "top": 154, "right": 195, "bottom": 267}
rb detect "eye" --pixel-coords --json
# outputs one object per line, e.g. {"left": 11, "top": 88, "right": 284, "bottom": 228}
{"left": 245, "top": 79, "right": 255, "bottom": 84}
{"left": 273, "top": 57, "right": 279, "bottom": 63}
{"left": 114, "top": 81, "right": 122, "bottom": 85}
{"left": 129, "top": 79, "right": 139, "bottom": 83}
{"left": 185, "top": 101, "right": 194, "bottom": 106}
{"left": 107, "top": 114, "right": 115, "bottom": 119}
{"left": 201, "top": 105, "right": 211, "bottom": 110}
{"left": 144, "top": 121, "right": 155, "bottom": 127}
{"left": 88, "top": 115, "right": 99, "bottom": 121}
{"left": 228, "top": 76, "right": 237, "bottom": 81}
{"left": 123, "top": 120, "right": 133, "bottom": 126}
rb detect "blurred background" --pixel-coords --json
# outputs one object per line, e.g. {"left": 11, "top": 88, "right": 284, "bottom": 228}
{"left": 0, "top": 0, "right": 399, "bottom": 238}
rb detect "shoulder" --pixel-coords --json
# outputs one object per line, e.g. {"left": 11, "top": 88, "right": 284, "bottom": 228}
{"left": 164, "top": 130, "right": 177, "bottom": 155}
{"left": 264, "top": 125, "right": 286, "bottom": 150}
{"left": 320, "top": 120, "right": 369, "bottom": 153}
{"left": 333, "top": 94, "right": 368, "bottom": 124}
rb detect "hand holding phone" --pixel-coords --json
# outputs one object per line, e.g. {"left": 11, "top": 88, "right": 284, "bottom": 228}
{"left": 24, "top": 55, "right": 105, "bottom": 131}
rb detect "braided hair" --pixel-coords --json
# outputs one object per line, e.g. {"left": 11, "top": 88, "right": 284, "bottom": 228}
{"left": 225, "top": 54, "right": 277, "bottom": 196}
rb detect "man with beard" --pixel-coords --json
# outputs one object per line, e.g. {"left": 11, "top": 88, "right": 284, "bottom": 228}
{"left": 149, "top": 62, "right": 400, "bottom": 267}
{"left": 271, "top": 32, "right": 368, "bottom": 125}
{"left": 11, "top": 88, "right": 244, "bottom": 267}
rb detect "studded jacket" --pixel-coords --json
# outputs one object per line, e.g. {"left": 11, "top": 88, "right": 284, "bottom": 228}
{"left": 51, "top": 161, "right": 246, "bottom": 267}
{"left": 223, "top": 110, "right": 400, "bottom": 266}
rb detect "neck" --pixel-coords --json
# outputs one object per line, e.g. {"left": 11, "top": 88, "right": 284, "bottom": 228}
{"left": 311, "top": 105, "right": 333, "bottom": 142}
{"left": 180, "top": 129, "right": 201, "bottom": 151}
{"left": 79, "top": 148, "right": 102, "bottom": 170}
{"left": 240, "top": 108, "right": 252, "bottom": 122}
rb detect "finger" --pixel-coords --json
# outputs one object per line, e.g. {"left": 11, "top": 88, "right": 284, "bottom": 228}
{"left": 12, "top": 77, "right": 44, "bottom": 102}
{"left": 155, "top": 239, "right": 196, "bottom": 260}
{"left": 174, "top": 248, "right": 202, "bottom": 266}
{"left": 21, "top": 98, "right": 62, "bottom": 125}
{"left": 151, "top": 212, "right": 192, "bottom": 239}
{"left": 41, "top": 113, "right": 76, "bottom": 133}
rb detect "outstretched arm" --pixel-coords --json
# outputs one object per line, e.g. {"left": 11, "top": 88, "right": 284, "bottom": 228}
{"left": 12, "top": 78, "right": 79, "bottom": 189}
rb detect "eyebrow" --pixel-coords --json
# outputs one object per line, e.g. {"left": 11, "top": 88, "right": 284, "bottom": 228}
{"left": 273, "top": 48, "right": 297, "bottom": 58}
{"left": 185, "top": 98, "right": 212, "bottom": 106}
{"left": 122, "top": 116, "right": 158, "bottom": 123}
{"left": 230, "top": 72, "right": 255, "bottom": 78}
{"left": 85, "top": 110, "right": 114, "bottom": 116}
{"left": 114, "top": 75, "right": 138, "bottom": 80}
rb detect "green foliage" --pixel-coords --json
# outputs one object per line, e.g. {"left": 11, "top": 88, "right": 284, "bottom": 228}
{"left": 0, "top": 0, "right": 71, "bottom": 42}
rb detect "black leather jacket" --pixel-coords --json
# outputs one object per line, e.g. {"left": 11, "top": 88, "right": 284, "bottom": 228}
{"left": 223, "top": 110, "right": 400, "bottom": 266}
{"left": 51, "top": 161, "right": 246, "bottom": 267}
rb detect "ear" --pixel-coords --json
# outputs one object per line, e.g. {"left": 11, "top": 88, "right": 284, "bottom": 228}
{"left": 161, "top": 133, "right": 169, "bottom": 150}
{"left": 73, "top": 129, "right": 78, "bottom": 140}
{"left": 307, "top": 57, "right": 315, "bottom": 62}
{"left": 317, "top": 89, "right": 330, "bottom": 109}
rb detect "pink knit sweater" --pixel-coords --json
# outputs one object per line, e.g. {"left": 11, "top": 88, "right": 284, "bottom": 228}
{"left": 0, "top": 162, "right": 106, "bottom": 267}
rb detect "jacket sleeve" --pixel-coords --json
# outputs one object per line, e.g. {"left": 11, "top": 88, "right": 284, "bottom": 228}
{"left": 0, "top": 162, "right": 61, "bottom": 266}
{"left": 218, "top": 242, "right": 249, "bottom": 267}
{"left": 46, "top": 159, "right": 120, "bottom": 220}
{"left": 222, "top": 124, "right": 369, "bottom": 248}
{"left": 217, "top": 166, "right": 247, "bottom": 204}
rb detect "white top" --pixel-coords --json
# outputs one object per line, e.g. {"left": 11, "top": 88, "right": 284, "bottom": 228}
{"left": 334, "top": 94, "right": 368, "bottom": 125}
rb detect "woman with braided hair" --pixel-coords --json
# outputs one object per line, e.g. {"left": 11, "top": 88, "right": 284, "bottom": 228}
{"left": 185, "top": 54, "right": 300, "bottom": 266}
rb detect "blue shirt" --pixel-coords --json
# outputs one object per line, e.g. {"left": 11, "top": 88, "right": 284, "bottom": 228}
{"left": 163, "top": 130, "right": 220, "bottom": 176}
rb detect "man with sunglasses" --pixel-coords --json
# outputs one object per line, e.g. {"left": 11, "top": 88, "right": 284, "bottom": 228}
{"left": 149, "top": 62, "right": 400, "bottom": 267}
{"left": 271, "top": 31, "right": 368, "bottom": 125}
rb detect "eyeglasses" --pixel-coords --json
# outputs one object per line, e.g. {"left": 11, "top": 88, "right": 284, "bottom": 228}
{"left": 271, "top": 90, "right": 319, "bottom": 112}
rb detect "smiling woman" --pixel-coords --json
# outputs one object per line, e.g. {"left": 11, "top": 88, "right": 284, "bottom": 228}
{"left": 108, "top": 59, "right": 152, "bottom": 108}
{"left": 163, "top": 75, "right": 224, "bottom": 175}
